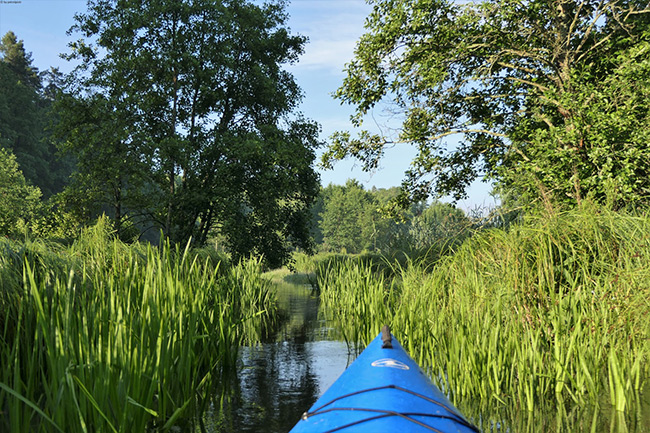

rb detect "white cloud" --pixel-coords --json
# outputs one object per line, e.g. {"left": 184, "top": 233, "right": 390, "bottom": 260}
{"left": 294, "top": 38, "right": 358, "bottom": 74}
{"left": 286, "top": 2, "right": 371, "bottom": 75}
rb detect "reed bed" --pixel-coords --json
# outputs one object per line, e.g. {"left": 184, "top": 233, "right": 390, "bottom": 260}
{"left": 318, "top": 259, "right": 397, "bottom": 346}
{"left": 0, "top": 218, "right": 276, "bottom": 432}
{"left": 317, "top": 205, "right": 650, "bottom": 420}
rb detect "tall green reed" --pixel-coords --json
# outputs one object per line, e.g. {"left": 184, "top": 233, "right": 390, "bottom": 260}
{"left": 0, "top": 218, "right": 276, "bottom": 432}
{"left": 317, "top": 205, "right": 650, "bottom": 416}
{"left": 317, "top": 258, "right": 396, "bottom": 346}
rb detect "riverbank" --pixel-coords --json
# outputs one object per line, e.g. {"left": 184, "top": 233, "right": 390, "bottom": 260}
{"left": 317, "top": 204, "right": 650, "bottom": 428}
{"left": 2, "top": 205, "right": 649, "bottom": 432}
{"left": 0, "top": 218, "right": 276, "bottom": 432}
{"left": 263, "top": 267, "right": 316, "bottom": 286}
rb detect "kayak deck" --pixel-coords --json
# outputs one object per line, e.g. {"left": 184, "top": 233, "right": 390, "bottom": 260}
{"left": 289, "top": 327, "right": 480, "bottom": 432}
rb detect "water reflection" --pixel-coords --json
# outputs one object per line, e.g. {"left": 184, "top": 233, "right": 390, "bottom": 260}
{"left": 201, "top": 282, "right": 351, "bottom": 433}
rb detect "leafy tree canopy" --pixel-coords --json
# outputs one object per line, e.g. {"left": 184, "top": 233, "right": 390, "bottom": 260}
{"left": 326, "top": 0, "right": 650, "bottom": 209}
{"left": 409, "top": 201, "right": 469, "bottom": 251}
{"left": 59, "top": 0, "right": 321, "bottom": 267}
{"left": 0, "top": 32, "right": 46, "bottom": 189}
{"left": 0, "top": 32, "right": 72, "bottom": 198}
{"left": 0, "top": 31, "right": 40, "bottom": 89}
{"left": 0, "top": 147, "right": 41, "bottom": 237}
{"left": 319, "top": 180, "right": 377, "bottom": 253}
{"left": 318, "top": 181, "right": 424, "bottom": 254}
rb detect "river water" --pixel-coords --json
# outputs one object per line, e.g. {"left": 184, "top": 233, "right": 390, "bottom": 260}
{"left": 199, "top": 281, "right": 649, "bottom": 433}
{"left": 199, "top": 282, "right": 354, "bottom": 432}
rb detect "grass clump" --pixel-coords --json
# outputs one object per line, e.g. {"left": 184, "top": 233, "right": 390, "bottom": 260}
{"left": 0, "top": 217, "right": 276, "bottom": 432}
{"left": 317, "top": 204, "right": 650, "bottom": 415}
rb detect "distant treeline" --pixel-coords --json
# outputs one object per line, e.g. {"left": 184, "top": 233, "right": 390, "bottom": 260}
{"left": 310, "top": 179, "right": 478, "bottom": 256}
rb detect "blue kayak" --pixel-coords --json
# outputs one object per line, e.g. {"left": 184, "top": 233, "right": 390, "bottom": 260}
{"left": 289, "top": 326, "right": 480, "bottom": 433}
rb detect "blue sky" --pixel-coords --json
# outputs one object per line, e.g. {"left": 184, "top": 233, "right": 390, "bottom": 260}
{"left": 0, "top": 0, "right": 495, "bottom": 210}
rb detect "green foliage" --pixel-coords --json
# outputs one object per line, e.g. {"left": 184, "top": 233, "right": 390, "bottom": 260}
{"left": 319, "top": 180, "right": 376, "bottom": 253}
{"left": 503, "top": 41, "right": 650, "bottom": 209}
{"left": 59, "top": 0, "right": 320, "bottom": 267}
{"left": 0, "top": 31, "right": 39, "bottom": 88}
{"left": 318, "top": 181, "right": 409, "bottom": 254}
{"left": 214, "top": 122, "right": 321, "bottom": 268}
{"left": 0, "top": 32, "right": 72, "bottom": 198}
{"left": 314, "top": 181, "right": 472, "bottom": 257}
{"left": 409, "top": 201, "right": 471, "bottom": 251}
{"left": 327, "top": 0, "right": 650, "bottom": 209}
{"left": 0, "top": 147, "right": 42, "bottom": 237}
{"left": 318, "top": 204, "right": 650, "bottom": 417}
{"left": 318, "top": 259, "right": 396, "bottom": 346}
{"left": 54, "top": 91, "right": 152, "bottom": 237}
{"left": 0, "top": 34, "right": 47, "bottom": 190}
{"left": 28, "top": 195, "right": 85, "bottom": 242}
{"left": 0, "top": 219, "right": 276, "bottom": 432}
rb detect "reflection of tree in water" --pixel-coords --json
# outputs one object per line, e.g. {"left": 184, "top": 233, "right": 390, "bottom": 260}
{"left": 201, "top": 284, "right": 325, "bottom": 433}
{"left": 272, "top": 283, "right": 323, "bottom": 344}
{"left": 231, "top": 341, "right": 320, "bottom": 432}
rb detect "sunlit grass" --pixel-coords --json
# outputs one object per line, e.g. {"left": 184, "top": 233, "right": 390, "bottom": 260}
{"left": 0, "top": 217, "right": 276, "bottom": 432}
{"left": 262, "top": 267, "right": 315, "bottom": 286}
{"left": 317, "top": 204, "right": 650, "bottom": 417}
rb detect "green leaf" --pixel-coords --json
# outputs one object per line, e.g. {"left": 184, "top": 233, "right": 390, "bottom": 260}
{"left": 0, "top": 382, "right": 65, "bottom": 433}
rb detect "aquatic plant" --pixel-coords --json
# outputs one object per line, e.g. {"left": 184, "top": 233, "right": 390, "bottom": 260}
{"left": 318, "top": 205, "right": 650, "bottom": 417}
{"left": 0, "top": 222, "right": 275, "bottom": 432}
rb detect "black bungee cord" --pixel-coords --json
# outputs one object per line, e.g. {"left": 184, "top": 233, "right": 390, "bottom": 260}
{"left": 300, "top": 384, "right": 480, "bottom": 433}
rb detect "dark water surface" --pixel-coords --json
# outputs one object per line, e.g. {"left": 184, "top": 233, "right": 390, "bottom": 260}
{"left": 200, "top": 282, "right": 353, "bottom": 433}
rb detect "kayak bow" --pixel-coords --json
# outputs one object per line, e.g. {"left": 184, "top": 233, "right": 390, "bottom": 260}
{"left": 289, "top": 326, "right": 480, "bottom": 433}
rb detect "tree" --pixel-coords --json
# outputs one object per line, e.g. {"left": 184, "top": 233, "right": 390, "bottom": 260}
{"left": 502, "top": 41, "right": 650, "bottom": 208}
{"left": 409, "top": 202, "right": 469, "bottom": 251}
{"left": 0, "top": 32, "right": 72, "bottom": 198}
{"left": 318, "top": 181, "right": 413, "bottom": 253}
{"left": 0, "top": 147, "right": 41, "bottom": 237}
{"left": 61, "top": 0, "right": 320, "bottom": 266}
{"left": 55, "top": 91, "right": 151, "bottom": 236}
{"left": 0, "top": 31, "right": 40, "bottom": 88}
{"left": 0, "top": 32, "right": 48, "bottom": 190}
{"left": 326, "top": 0, "right": 650, "bottom": 209}
{"left": 319, "top": 181, "right": 375, "bottom": 253}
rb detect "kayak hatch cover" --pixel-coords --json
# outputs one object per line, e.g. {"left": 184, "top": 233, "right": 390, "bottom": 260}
{"left": 289, "top": 326, "right": 480, "bottom": 433}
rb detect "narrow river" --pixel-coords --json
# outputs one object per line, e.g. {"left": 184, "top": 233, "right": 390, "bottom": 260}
{"left": 198, "top": 280, "right": 650, "bottom": 433}
{"left": 201, "top": 281, "right": 354, "bottom": 432}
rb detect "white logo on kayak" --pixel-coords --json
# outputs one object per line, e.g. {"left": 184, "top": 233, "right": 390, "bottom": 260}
{"left": 371, "top": 358, "right": 410, "bottom": 370}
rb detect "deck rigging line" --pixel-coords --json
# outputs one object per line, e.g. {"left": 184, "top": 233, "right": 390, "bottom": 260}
{"left": 301, "top": 384, "right": 480, "bottom": 432}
